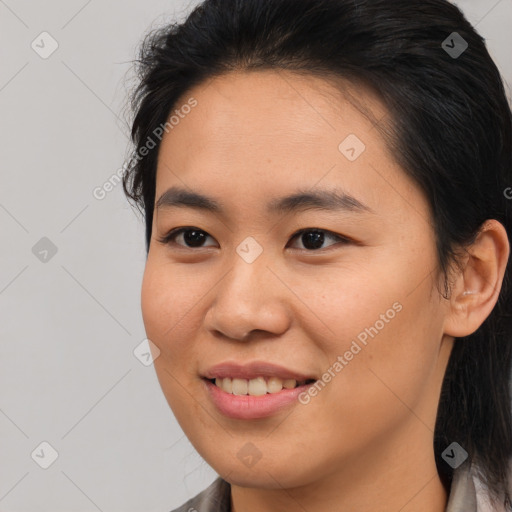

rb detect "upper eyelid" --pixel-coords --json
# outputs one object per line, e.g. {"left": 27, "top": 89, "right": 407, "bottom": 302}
{"left": 289, "top": 228, "right": 350, "bottom": 244}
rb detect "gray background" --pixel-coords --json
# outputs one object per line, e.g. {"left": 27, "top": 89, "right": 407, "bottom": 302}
{"left": 1, "top": 1, "right": 511, "bottom": 511}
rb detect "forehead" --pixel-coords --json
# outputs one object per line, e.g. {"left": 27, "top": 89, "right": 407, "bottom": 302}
{"left": 154, "top": 70, "right": 424, "bottom": 223}
{"left": 160, "top": 69, "right": 388, "bottom": 152}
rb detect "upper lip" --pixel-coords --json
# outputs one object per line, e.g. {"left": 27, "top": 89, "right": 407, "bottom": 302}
{"left": 202, "top": 361, "right": 317, "bottom": 381}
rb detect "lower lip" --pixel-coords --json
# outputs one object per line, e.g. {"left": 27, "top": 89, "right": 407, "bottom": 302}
{"left": 203, "top": 378, "right": 314, "bottom": 420}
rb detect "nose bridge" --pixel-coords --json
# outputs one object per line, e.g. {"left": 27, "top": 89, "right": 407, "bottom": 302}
{"left": 226, "top": 246, "right": 267, "bottom": 304}
{"left": 205, "top": 242, "right": 290, "bottom": 340}
{"left": 220, "top": 232, "right": 273, "bottom": 303}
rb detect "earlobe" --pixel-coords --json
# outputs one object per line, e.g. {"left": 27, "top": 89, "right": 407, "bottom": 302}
{"left": 443, "top": 219, "right": 510, "bottom": 338}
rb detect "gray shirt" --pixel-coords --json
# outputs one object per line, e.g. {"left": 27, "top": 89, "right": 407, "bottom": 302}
{"left": 170, "top": 461, "right": 510, "bottom": 512}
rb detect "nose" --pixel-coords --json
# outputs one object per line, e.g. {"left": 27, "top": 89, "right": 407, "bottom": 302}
{"left": 203, "top": 251, "right": 292, "bottom": 342}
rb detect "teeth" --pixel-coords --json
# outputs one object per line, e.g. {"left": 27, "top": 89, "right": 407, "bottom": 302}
{"left": 213, "top": 376, "right": 305, "bottom": 395}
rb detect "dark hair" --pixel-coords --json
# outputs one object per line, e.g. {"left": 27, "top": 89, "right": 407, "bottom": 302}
{"left": 122, "top": 0, "right": 512, "bottom": 505}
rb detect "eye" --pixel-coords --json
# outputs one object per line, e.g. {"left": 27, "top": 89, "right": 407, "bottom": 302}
{"left": 156, "top": 227, "right": 217, "bottom": 248}
{"left": 157, "top": 226, "right": 351, "bottom": 252}
{"left": 287, "top": 228, "right": 351, "bottom": 251}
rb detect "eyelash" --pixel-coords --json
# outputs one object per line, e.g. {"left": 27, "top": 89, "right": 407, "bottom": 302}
{"left": 156, "top": 226, "right": 352, "bottom": 252}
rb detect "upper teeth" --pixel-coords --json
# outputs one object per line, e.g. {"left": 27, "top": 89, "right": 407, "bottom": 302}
{"left": 214, "top": 376, "right": 305, "bottom": 395}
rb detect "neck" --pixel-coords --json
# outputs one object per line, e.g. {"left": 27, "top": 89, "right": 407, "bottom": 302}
{"left": 230, "top": 425, "right": 448, "bottom": 512}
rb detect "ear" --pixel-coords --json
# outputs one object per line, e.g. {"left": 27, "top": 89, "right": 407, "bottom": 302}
{"left": 443, "top": 219, "right": 510, "bottom": 338}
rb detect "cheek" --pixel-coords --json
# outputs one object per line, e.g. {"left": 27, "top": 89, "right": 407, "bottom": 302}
{"left": 140, "top": 261, "right": 194, "bottom": 359}
{"left": 141, "top": 265, "right": 170, "bottom": 345}
{"left": 322, "top": 286, "right": 441, "bottom": 441}
{"left": 291, "top": 260, "right": 403, "bottom": 357}
{"left": 140, "top": 262, "right": 204, "bottom": 417}
{"left": 298, "top": 255, "right": 442, "bottom": 430}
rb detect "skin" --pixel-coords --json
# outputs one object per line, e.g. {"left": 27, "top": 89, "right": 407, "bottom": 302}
{"left": 140, "top": 70, "right": 510, "bottom": 512}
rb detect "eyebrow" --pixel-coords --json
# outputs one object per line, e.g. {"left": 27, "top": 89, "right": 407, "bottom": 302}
{"left": 155, "top": 185, "right": 376, "bottom": 216}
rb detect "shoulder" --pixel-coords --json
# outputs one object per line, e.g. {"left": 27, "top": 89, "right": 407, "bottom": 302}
{"left": 169, "top": 477, "right": 231, "bottom": 512}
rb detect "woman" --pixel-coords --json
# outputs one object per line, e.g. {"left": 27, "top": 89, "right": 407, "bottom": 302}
{"left": 122, "top": 0, "right": 512, "bottom": 510}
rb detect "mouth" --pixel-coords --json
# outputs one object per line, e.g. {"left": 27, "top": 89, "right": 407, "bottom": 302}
{"left": 203, "top": 376, "right": 317, "bottom": 396}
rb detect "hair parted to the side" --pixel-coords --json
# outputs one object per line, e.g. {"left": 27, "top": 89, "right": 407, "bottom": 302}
{"left": 122, "top": 0, "right": 512, "bottom": 505}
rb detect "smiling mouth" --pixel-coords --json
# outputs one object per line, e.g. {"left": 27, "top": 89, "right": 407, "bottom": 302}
{"left": 205, "top": 376, "right": 316, "bottom": 396}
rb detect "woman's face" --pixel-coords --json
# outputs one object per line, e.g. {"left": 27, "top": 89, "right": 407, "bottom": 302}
{"left": 141, "top": 70, "right": 454, "bottom": 489}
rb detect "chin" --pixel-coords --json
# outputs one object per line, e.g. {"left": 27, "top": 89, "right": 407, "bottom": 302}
{"left": 207, "top": 454, "right": 316, "bottom": 490}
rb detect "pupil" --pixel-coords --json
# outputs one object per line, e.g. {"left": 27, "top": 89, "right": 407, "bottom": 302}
{"left": 302, "top": 230, "right": 324, "bottom": 250}
{"left": 184, "top": 230, "right": 206, "bottom": 247}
